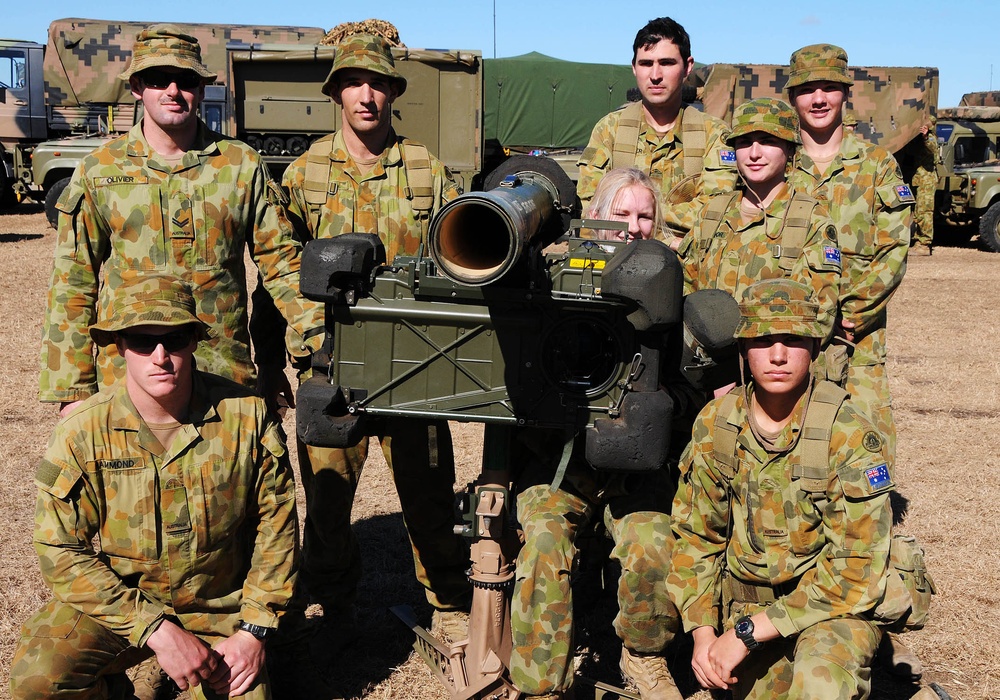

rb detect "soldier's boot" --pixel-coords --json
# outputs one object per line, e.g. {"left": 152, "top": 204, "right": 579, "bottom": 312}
{"left": 127, "top": 656, "right": 172, "bottom": 700}
{"left": 878, "top": 632, "right": 923, "bottom": 681}
{"left": 431, "top": 608, "right": 470, "bottom": 643}
{"left": 620, "top": 647, "right": 682, "bottom": 700}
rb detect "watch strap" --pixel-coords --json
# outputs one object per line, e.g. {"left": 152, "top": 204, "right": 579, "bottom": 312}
{"left": 238, "top": 620, "right": 274, "bottom": 641}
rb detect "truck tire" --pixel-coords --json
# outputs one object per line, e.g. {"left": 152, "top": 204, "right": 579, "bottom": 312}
{"left": 44, "top": 177, "right": 71, "bottom": 229}
{"left": 978, "top": 202, "right": 1000, "bottom": 253}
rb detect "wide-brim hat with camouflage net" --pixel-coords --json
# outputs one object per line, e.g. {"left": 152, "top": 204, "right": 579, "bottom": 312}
{"left": 734, "top": 279, "right": 824, "bottom": 339}
{"left": 321, "top": 32, "right": 406, "bottom": 97}
{"left": 786, "top": 43, "right": 853, "bottom": 90}
{"left": 727, "top": 98, "right": 801, "bottom": 145}
{"left": 118, "top": 24, "right": 216, "bottom": 82}
{"left": 90, "top": 275, "right": 213, "bottom": 345}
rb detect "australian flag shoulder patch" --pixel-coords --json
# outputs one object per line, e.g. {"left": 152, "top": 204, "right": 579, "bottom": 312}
{"left": 865, "top": 463, "right": 892, "bottom": 491}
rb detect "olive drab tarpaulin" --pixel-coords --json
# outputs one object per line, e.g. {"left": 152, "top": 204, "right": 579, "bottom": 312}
{"left": 483, "top": 52, "right": 636, "bottom": 149}
{"left": 697, "top": 63, "right": 939, "bottom": 156}
{"left": 42, "top": 18, "right": 326, "bottom": 134}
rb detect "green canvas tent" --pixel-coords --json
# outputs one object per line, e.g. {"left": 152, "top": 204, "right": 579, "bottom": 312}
{"left": 483, "top": 52, "right": 635, "bottom": 149}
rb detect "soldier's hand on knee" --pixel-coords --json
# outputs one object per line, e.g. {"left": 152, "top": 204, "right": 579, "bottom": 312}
{"left": 209, "top": 631, "right": 266, "bottom": 696}
{"left": 691, "top": 626, "right": 731, "bottom": 689}
{"left": 146, "top": 620, "right": 220, "bottom": 690}
{"left": 707, "top": 630, "right": 745, "bottom": 688}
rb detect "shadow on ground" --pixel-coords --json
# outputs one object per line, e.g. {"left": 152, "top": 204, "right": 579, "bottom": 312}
{"left": 269, "top": 511, "right": 432, "bottom": 699}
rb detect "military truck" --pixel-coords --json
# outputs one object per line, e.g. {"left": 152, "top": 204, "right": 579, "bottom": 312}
{"left": 0, "top": 19, "right": 329, "bottom": 221}
{"left": 2, "top": 18, "right": 485, "bottom": 227}
{"left": 934, "top": 104, "right": 1000, "bottom": 252}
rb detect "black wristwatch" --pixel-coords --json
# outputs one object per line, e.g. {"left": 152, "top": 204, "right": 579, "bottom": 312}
{"left": 734, "top": 616, "right": 761, "bottom": 651}
{"left": 238, "top": 621, "right": 274, "bottom": 641}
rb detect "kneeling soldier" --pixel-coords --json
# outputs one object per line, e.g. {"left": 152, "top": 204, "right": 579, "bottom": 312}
{"left": 10, "top": 276, "right": 298, "bottom": 700}
{"left": 667, "top": 279, "right": 911, "bottom": 699}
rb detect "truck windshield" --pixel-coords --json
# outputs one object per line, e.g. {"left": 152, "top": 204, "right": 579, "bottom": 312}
{"left": 954, "top": 136, "right": 995, "bottom": 166}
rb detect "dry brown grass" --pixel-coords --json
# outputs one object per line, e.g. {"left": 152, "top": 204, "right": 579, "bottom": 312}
{"left": 0, "top": 209, "right": 996, "bottom": 699}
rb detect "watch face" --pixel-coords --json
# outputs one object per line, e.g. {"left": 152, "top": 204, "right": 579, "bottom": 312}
{"left": 736, "top": 619, "right": 751, "bottom": 635}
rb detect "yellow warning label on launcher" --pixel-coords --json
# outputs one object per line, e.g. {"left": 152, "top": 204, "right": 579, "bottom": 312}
{"left": 568, "top": 258, "right": 606, "bottom": 270}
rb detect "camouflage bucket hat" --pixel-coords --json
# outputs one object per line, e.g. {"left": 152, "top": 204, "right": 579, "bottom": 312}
{"left": 786, "top": 43, "right": 853, "bottom": 90}
{"left": 90, "top": 275, "right": 213, "bottom": 345}
{"left": 727, "top": 98, "right": 801, "bottom": 145}
{"left": 734, "top": 279, "right": 824, "bottom": 339}
{"left": 321, "top": 33, "right": 407, "bottom": 97}
{"left": 118, "top": 24, "right": 216, "bottom": 82}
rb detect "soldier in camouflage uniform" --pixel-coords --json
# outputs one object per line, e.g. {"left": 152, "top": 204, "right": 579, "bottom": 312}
{"left": 785, "top": 45, "right": 918, "bottom": 679}
{"left": 37, "top": 24, "right": 324, "bottom": 417}
{"left": 667, "top": 279, "right": 910, "bottom": 699}
{"left": 10, "top": 276, "right": 298, "bottom": 700}
{"left": 254, "top": 33, "right": 471, "bottom": 645}
{"left": 577, "top": 17, "right": 738, "bottom": 243}
{"left": 680, "top": 98, "right": 842, "bottom": 394}
{"left": 909, "top": 118, "right": 939, "bottom": 254}
{"left": 785, "top": 44, "right": 913, "bottom": 458}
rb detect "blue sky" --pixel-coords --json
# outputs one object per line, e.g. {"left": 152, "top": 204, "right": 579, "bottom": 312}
{"left": 6, "top": 1, "right": 995, "bottom": 107}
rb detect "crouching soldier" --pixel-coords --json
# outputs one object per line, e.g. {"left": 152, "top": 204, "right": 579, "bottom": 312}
{"left": 667, "top": 278, "right": 912, "bottom": 699}
{"left": 10, "top": 276, "right": 298, "bottom": 700}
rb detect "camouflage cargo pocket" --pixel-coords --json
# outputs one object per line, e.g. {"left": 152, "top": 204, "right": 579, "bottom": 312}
{"left": 887, "top": 534, "right": 935, "bottom": 629}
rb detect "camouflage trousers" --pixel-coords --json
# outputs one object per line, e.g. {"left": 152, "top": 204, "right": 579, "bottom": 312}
{"left": 10, "top": 599, "right": 268, "bottom": 700}
{"left": 297, "top": 418, "right": 471, "bottom": 611}
{"left": 845, "top": 362, "right": 896, "bottom": 461}
{"left": 510, "top": 465, "right": 680, "bottom": 695}
{"left": 911, "top": 168, "right": 936, "bottom": 246}
{"left": 726, "top": 603, "right": 880, "bottom": 699}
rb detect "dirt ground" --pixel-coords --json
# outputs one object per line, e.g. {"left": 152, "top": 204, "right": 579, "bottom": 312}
{"left": 0, "top": 207, "right": 996, "bottom": 700}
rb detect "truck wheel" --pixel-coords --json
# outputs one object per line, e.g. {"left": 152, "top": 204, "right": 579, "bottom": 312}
{"left": 978, "top": 202, "right": 1000, "bottom": 253}
{"left": 44, "top": 177, "right": 71, "bottom": 229}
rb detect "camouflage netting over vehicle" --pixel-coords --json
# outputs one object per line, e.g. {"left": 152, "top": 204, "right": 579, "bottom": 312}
{"left": 43, "top": 18, "right": 326, "bottom": 133}
{"left": 938, "top": 105, "right": 1000, "bottom": 121}
{"left": 320, "top": 19, "right": 404, "bottom": 47}
{"left": 696, "top": 64, "right": 938, "bottom": 155}
{"left": 960, "top": 91, "right": 1000, "bottom": 107}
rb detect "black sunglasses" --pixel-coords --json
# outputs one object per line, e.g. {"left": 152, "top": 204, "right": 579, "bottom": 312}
{"left": 139, "top": 69, "right": 203, "bottom": 90}
{"left": 119, "top": 329, "right": 195, "bottom": 354}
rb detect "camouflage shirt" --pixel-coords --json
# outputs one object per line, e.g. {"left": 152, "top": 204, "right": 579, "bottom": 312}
{"left": 577, "top": 105, "right": 739, "bottom": 236}
{"left": 282, "top": 129, "right": 461, "bottom": 256}
{"left": 38, "top": 119, "right": 324, "bottom": 403}
{"left": 679, "top": 185, "right": 842, "bottom": 341}
{"left": 668, "top": 382, "right": 899, "bottom": 637}
{"left": 789, "top": 131, "right": 913, "bottom": 366}
{"left": 31, "top": 371, "right": 298, "bottom": 647}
